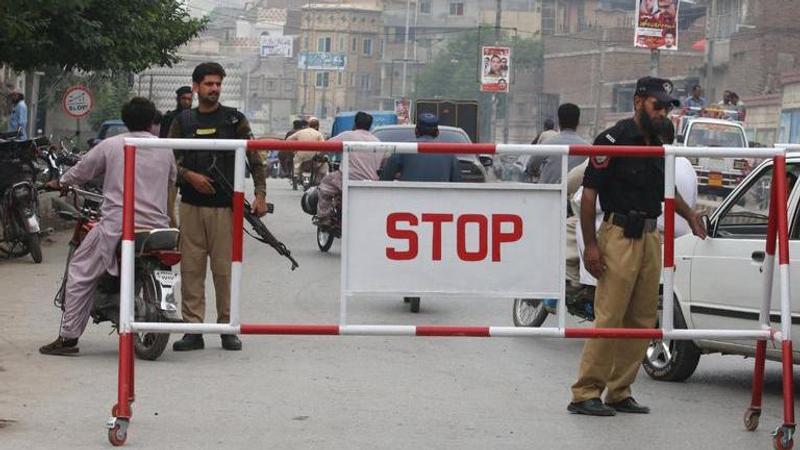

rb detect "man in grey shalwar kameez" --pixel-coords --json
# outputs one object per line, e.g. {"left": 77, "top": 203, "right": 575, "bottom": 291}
{"left": 40, "top": 98, "right": 176, "bottom": 356}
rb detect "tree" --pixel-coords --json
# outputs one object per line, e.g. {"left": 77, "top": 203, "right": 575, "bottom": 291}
{"left": 413, "top": 29, "right": 543, "bottom": 141}
{"left": 0, "top": 0, "right": 206, "bottom": 73}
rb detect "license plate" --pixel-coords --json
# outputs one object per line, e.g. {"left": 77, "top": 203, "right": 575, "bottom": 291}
{"left": 708, "top": 172, "right": 723, "bottom": 186}
{"left": 154, "top": 270, "right": 177, "bottom": 286}
{"left": 733, "top": 159, "right": 746, "bottom": 170}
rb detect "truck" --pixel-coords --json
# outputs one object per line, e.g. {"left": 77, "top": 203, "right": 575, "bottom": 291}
{"left": 671, "top": 106, "right": 751, "bottom": 198}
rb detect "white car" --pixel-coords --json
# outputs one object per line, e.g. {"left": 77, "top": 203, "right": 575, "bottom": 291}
{"left": 643, "top": 155, "right": 800, "bottom": 381}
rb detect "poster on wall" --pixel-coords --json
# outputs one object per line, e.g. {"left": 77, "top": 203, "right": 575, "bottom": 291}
{"left": 394, "top": 97, "right": 410, "bottom": 124}
{"left": 260, "top": 36, "right": 293, "bottom": 57}
{"left": 634, "top": 0, "right": 680, "bottom": 51}
{"left": 480, "top": 46, "right": 511, "bottom": 93}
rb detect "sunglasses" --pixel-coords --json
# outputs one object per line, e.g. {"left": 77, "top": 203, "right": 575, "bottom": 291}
{"left": 646, "top": 97, "right": 673, "bottom": 112}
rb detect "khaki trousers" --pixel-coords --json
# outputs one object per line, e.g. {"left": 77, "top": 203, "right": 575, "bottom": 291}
{"left": 571, "top": 221, "right": 661, "bottom": 403}
{"left": 179, "top": 203, "right": 232, "bottom": 324}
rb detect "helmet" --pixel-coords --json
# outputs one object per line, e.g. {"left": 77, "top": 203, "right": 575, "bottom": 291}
{"left": 301, "top": 187, "right": 318, "bottom": 215}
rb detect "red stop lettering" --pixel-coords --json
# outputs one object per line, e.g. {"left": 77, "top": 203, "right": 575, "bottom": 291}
{"left": 386, "top": 212, "right": 524, "bottom": 262}
{"left": 386, "top": 212, "right": 418, "bottom": 260}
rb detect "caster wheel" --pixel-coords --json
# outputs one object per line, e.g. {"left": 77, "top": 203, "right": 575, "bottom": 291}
{"left": 744, "top": 408, "right": 760, "bottom": 431}
{"left": 773, "top": 426, "right": 795, "bottom": 450}
{"left": 108, "top": 421, "right": 128, "bottom": 446}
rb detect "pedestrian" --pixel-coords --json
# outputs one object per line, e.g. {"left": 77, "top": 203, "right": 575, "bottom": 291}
{"left": 316, "top": 111, "right": 384, "bottom": 227}
{"left": 568, "top": 76, "right": 706, "bottom": 416}
{"left": 527, "top": 103, "right": 588, "bottom": 184}
{"left": 8, "top": 90, "right": 27, "bottom": 139}
{"left": 279, "top": 119, "right": 305, "bottom": 178}
{"left": 160, "top": 86, "right": 193, "bottom": 139}
{"left": 287, "top": 116, "right": 326, "bottom": 183}
{"left": 168, "top": 62, "right": 268, "bottom": 352}
{"left": 39, "top": 97, "right": 175, "bottom": 355}
{"left": 535, "top": 118, "right": 558, "bottom": 145}
{"left": 683, "top": 84, "right": 707, "bottom": 110}
{"left": 380, "top": 113, "right": 461, "bottom": 182}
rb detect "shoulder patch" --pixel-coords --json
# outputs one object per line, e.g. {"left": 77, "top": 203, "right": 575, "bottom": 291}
{"left": 591, "top": 155, "right": 610, "bottom": 169}
{"left": 604, "top": 133, "right": 616, "bottom": 143}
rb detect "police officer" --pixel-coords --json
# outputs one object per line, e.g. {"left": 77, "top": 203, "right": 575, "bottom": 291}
{"left": 168, "top": 62, "right": 268, "bottom": 352}
{"left": 568, "top": 77, "right": 706, "bottom": 416}
{"left": 160, "top": 86, "right": 193, "bottom": 139}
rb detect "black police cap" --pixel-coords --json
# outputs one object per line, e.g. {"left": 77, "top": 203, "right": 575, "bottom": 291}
{"left": 175, "top": 86, "right": 192, "bottom": 96}
{"left": 635, "top": 76, "right": 680, "bottom": 107}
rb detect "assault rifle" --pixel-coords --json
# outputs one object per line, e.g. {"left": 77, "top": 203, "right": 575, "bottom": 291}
{"left": 208, "top": 160, "right": 299, "bottom": 271}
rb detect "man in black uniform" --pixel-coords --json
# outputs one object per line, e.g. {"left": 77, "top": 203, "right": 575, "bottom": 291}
{"left": 168, "top": 62, "right": 268, "bottom": 352}
{"left": 569, "top": 77, "right": 707, "bottom": 416}
{"left": 159, "top": 86, "right": 193, "bottom": 139}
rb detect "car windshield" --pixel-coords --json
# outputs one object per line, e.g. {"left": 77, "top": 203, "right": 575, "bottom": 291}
{"left": 686, "top": 122, "right": 746, "bottom": 147}
{"left": 373, "top": 127, "right": 471, "bottom": 143}
{"left": 102, "top": 124, "right": 128, "bottom": 139}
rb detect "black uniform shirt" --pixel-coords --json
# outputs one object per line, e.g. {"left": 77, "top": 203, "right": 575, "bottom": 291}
{"left": 582, "top": 118, "right": 665, "bottom": 219}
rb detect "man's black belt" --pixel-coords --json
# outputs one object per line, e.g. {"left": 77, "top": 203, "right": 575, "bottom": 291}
{"left": 603, "top": 212, "right": 657, "bottom": 233}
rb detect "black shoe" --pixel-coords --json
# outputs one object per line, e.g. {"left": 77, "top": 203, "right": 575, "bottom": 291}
{"left": 39, "top": 336, "right": 79, "bottom": 356}
{"left": 605, "top": 397, "right": 650, "bottom": 414}
{"left": 221, "top": 334, "right": 242, "bottom": 351}
{"left": 567, "top": 398, "right": 616, "bottom": 416}
{"left": 172, "top": 334, "right": 204, "bottom": 351}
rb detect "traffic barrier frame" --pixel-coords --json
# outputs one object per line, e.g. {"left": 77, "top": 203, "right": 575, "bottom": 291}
{"left": 107, "top": 137, "right": 797, "bottom": 448}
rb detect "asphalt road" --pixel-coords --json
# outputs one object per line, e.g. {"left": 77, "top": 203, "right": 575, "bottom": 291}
{"left": 0, "top": 178, "right": 794, "bottom": 449}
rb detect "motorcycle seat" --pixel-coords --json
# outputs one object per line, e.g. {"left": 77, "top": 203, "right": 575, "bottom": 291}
{"left": 134, "top": 229, "right": 179, "bottom": 254}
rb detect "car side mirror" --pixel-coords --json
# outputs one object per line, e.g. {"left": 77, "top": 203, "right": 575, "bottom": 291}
{"left": 478, "top": 155, "right": 493, "bottom": 167}
{"left": 676, "top": 135, "right": 685, "bottom": 144}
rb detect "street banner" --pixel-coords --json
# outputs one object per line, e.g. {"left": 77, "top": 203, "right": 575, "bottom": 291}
{"left": 634, "top": 0, "right": 680, "bottom": 51}
{"left": 480, "top": 46, "right": 511, "bottom": 93}
{"left": 394, "top": 97, "right": 410, "bottom": 124}
{"left": 344, "top": 182, "right": 563, "bottom": 298}
{"left": 260, "top": 36, "right": 293, "bottom": 57}
{"left": 62, "top": 86, "right": 93, "bottom": 118}
{"left": 297, "top": 51, "right": 347, "bottom": 71}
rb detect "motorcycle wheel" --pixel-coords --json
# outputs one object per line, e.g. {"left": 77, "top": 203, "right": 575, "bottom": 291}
{"left": 0, "top": 240, "right": 29, "bottom": 258}
{"left": 317, "top": 226, "right": 334, "bottom": 252}
{"left": 133, "top": 274, "right": 169, "bottom": 361}
{"left": 512, "top": 299, "right": 549, "bottom": 327}
{"left": 28, "top": 234, "right": 42, "bottom": 264}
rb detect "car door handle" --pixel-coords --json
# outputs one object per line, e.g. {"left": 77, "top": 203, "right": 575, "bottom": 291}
{"left": 752, "top": 251, "right": 765, "bottom": 263}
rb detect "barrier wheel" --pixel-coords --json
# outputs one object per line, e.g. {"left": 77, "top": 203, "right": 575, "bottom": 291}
{"left": 512, "top": 299, "right": 549, "bottom": 327}
{"left": 317, "top": 227, "right": 334, "bottom": 252}
{"left": 744, "top": 408, "right": 760, "bottom": 431}
{"left": 108, "top": 420, "right": 128, "bottom": 446}
{"left": 409, "top": 297, "right": 420, "bottom": 313}
{"left": 773, "top": 426, "right": 795, "bottom": 450}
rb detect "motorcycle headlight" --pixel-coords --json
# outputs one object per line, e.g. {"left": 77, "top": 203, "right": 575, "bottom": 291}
{"left": 13, "top": 185, "right": 32, "bottom": 203}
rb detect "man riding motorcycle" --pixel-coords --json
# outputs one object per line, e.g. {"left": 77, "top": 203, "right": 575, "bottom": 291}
{"left": 316, "top": 111, "right": 384, "bottom": 227}
{"left": 39, "top": 98, "right": 176, "bottom": 356}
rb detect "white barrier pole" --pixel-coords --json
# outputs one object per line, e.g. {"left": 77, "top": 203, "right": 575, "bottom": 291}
{"left": 558, "top": 154, "right": 568, "bottom": 331}
{"left": 229, "top": 146, "right": 247, "bottom": 328}
{"left": 662, "top": 150, "right": 676, "bottom": 332}
{"left": 339, "top": 147, "right": 351, "bottom": 326}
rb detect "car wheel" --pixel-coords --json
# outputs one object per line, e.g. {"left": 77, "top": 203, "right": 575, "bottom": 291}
{"left": 643, "top": 296, "right": 701, "bottom": 382}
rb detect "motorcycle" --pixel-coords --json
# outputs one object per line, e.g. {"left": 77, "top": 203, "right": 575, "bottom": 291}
{"left": 293, "top": 154, "right": 328, "bottom": 191}
{"left": 301, "top": 186, "right": 341, "bottom": 252}
{"left": 512, "top": 284, "right": 596, "bottom": 327}
{"left": 53, "top": 186, "right": 181, "bottom": 361}
{"left": 0, "top": 133, "right": 44, "bottom": 263}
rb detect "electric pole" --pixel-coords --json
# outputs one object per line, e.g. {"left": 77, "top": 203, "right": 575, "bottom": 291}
{"left": 491, "top": 0, "right": 502, "bottom": 143}
{"left": 705, "top": 0, "right": 717, "bottom": 103}
{"left": 593, "top": 29, "right": 607, "bottom": 136}
{"left": 401, "top": 0, "right": 411, "bottom": 97}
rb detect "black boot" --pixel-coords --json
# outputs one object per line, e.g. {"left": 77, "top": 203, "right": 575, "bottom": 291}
{"left": 172, "top": 334, "right": 204, "bottom": 351}
{"left": 221, "top": 334, "right": 242, "bottom": 351}
{"left": 39, "top": 336, "right": 79, "bottom": 356}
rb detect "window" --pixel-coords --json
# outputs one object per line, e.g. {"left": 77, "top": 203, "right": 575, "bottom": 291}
{"left": 303, "top": 37, "right": 308, "bottom": 50}
{"left": 317, "top": 37, "right": 331, "bottom": 52}
{"left": 363, "top": 39, "right": 372, "bottom": 56}
{"left": 419, "top": 0, "right": 431, "bottom": 14}
{"left": 339, "top": 36, "right": 345, "bottom": 52}
{"left": 394, "top": 27, "right": 405, "bottom": 43}
{"left": 449, "top": 1, "right": 464, "bottom": 16}
{"left": 352, "top": 37, "right": 357, "bottom": 52}
{"left": 715, "top": 164, "right": 800, "bottom": 239}
{"left": 315, "top": 72, "right": 330, "bottom": 88}
{"left": 337, "top": 72, "right": 342, "bottom": 86}
{"left": 359, "top": 74, "right": 371, "bottom": 91}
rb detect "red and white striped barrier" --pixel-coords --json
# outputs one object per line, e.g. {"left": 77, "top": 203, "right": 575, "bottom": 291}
{"left": 106, "top": 137, "right": 796, "bottom": 448}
